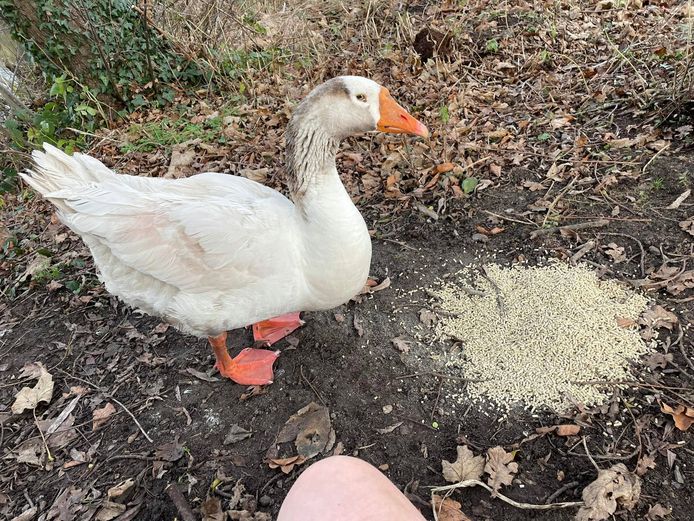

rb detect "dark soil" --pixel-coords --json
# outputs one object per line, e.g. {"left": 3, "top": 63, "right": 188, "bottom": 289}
{"left": 1, "top": 151, "right": 692, "bottom": 520}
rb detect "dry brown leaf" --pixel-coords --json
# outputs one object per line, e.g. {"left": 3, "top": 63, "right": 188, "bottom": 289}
{"left": 436, "top": 162, "right": 455, "bottom": 173}
{"left": 484, "top": 446, "right": 518, "bottom": 495}
{"left": 680, "top": 217, "right": 694, "bottom": 237}
{"left": 616, "top": 317, "right": 637, "bottom": 328}
{"left": 431, "top": 495, "right": 472, "bottom": 521}
{"left": 442, "top": 445, "right": 485, "bottom": 483}
{"left": 224, "top": 424, "right": 253, "bottom": 445}
{"left": 576, "top": 464, "right": 641, "bottom": 521}
{"left": 635, "top": 454, "right": 656, "bottom": 476}
{"left": 556, "top": 424, "right": 581, "bottom": 436}
{"left": 604, "top": 243, "right": 626, "bottom": 263}
{"left": 240, "top": 385, "right": 267, "bottom": 401}
{"left": 268, "top": 455, "right": 306, "bottom": 474}
{"left": 660, "top": 402, "right": 694, "bottom": 431}
{"left": 375, "top": 421, "right": 403, "bottom": 434}
{"left": 201, "top": 496, "right": 225, "bottom": 521}
{"left": 92, "top": 402, "right": 116, "bottom": 430}
{"left": 275, "top": 402, "right": 332, "bottom": 459}
{"left": 11, "top": 362, "right": 54, "bottom": 414}
{"left": 646, "top": 503, "right": 672, "bottom": 520}
{"left": 419, "top": 309, "right": 437, "bottom": 327}
{"left": 239, "top": 167, "right": 270, "bottom": 183}
{"left": 165, "top": 139, "right": 199, "bottom": 178}
{"left": 644, "top": 352, "right": 672, "bottom": 371}
{"left": 95, "top": 500, "right": 126, "bottom": 521}
{"left": 639, "top": 305, "right": 678, "bottom": 330}
{"left": 107, "top": 479, "right": 134, "bottom": 502}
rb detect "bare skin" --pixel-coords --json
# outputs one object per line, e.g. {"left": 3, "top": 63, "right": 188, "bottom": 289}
{"left": 277, "top": 456, "right": 427, "bottom": 521}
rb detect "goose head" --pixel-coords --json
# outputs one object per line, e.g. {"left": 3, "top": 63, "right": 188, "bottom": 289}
{"left": 290, "top": 76, "right": 429, "bottom": 141}
{"left": 285, "top": 76, "right": 428, "bottom": 198}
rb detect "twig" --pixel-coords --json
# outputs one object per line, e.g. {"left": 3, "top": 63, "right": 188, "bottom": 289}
{"left": 642, "top": 143, "right": 671, "bottom": 176}
{"left": 481, "top": 210, "right": 537, "bottom": 227}
{"left": 542, "top": 176, "right": 578, "bottom": 229}
{"left": 58, "top": 370, "right": 154, "bottom": 443}
{"left": 375, "top": 236, "right": 418, "bottom": 251}
{"left": 431, "top": 480, "right": 583, "bottom": 511}
{"left": 545, "top": 481, "right": 580, "bottom": 504}
{"left": 582, "top": 436, "right": 600, "bottom": 472}
{"left": 571, "top": 240, "right": 595, "bottom": 263}
{"left": 166, "top": 484, "right": 196, "bottom": 521}
{"left": 33, "top": 409, "right": 53, "bottom": 463}
{"left": 300, "top": 365, "right": 326, "bottom": 406}
{"left": 394, "top": 372, "right": 486, "bottom": 383}
{"left": 110, "top": 396, "right": 154, "bottom": 443}
{"left": 480, "top": 266, "right": 506, "bottom": 315}
{"left": 530, "top": 219, "right": 609, "bottom": 239}
{"left": 430, "top": 377, "right": 443, "bottom": 421}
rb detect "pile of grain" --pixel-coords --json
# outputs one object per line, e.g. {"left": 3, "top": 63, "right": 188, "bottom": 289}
{"left": 432, "top": 263, "right": 650, "bottom": 410}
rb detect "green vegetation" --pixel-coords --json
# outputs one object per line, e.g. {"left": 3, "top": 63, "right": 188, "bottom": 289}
{"left": 120, "top": 103, "right": 240, "bottom": 153}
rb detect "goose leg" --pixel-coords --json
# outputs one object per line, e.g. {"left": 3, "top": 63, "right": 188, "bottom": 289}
{"left": 209, "top": 332, "right": 279, "bottom": 385}
{"left": 252, "top": 312, "right": 304, "bottom": 346}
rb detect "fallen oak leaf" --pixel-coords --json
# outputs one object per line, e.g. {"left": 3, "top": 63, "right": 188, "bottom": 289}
{"left": 660, "top": 402, "right": 694, "bottom": 431}
{"left": 484, "top": 446, "right": 518, "bottom": 495}
{"left": 576, "top": 464, "right": 641, "bottom": 521}
{"left": 431, "top": 495, "right": 472, "bottom": 521}
{"left": 11, "top": 362, "right": 54, "bottom": 414}
{"left": 442, "top": 445, "right": 485, "bottom": 483}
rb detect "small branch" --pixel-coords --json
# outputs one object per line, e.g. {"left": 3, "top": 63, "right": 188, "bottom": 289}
{"left": 642, "top": 143, "right": 671, "bottom": 176}
{"left": 110, "top": 396, "right": 154, "bottom": 444}
{"left": 582, "top": 436, "right": 601, "bottom": 472}
{"left": 166, "top": 484, "right": 196, "bottom": 521}
{"left": 431, "top": 480, "right": 583, "bottom": 511}
{"left": 530, "top": 219, "right": 609, "bottom": 239}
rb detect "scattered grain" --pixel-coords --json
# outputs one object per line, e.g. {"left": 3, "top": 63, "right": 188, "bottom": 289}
{"left": 432, "top": 262, "right": 650, "bottom": 410}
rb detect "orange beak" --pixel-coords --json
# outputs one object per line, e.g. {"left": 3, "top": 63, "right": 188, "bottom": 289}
{"left": 376, "top": 87, "right": 429, "bottom": 138}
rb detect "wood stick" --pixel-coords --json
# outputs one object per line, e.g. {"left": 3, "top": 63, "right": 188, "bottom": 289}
{"left": 166, "top": 484, "right": 197, "bottom": 521}
{"left": 530, "top": 219, "right": 609, "bottom": 239}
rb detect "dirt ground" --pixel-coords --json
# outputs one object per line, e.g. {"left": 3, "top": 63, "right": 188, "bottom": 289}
{"left": 1, "top": 149, "right": 693, "bottom": 520}
{"left": 2, "top": 1, "right": 694, "bottom": 519}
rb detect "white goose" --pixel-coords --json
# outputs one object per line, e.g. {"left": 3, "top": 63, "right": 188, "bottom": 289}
{"left": 21, "top": 76, "right": 428, "bottom": 385}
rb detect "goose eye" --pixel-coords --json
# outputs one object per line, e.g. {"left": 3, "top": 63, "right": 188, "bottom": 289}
{"left": 356, "top": 94, "right": 367, "bottom": 102}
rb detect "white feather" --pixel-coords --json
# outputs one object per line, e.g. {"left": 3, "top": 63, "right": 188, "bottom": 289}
{"left": 21, "top": 141, "right": 371, "bottom": 337}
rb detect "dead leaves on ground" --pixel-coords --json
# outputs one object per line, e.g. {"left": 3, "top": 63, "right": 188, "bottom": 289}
{"left": 265, "top": 402, "right": 335, "bottom": 473}
{"left": 431, "top": 495, "right": 473, "bottom": 521}
{"left": 484, "top": 447, "right": 519, "bottom": 496}
{"left": 442, "top": 445, "right": 485, "bottom": 483}
{"left": 660, "top": 402, "right": 694, "bottom": 432}
{"left": 441, "top": 445, "right": 517, "bottom": 495}
{"left": 11, "top": 362, "right": 54, "bottom": 414}
{"left": 576, "top": 464, "right": 641, "bottom": 521}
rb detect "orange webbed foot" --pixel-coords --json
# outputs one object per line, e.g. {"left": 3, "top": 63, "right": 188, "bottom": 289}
{"left": 253, "top": 312, "right": 304, "bottom": 346}
{"left": 217, "top": 347, "right": 279, "bottom": 386}
{"left": 209, "top": 332, "right": 279, "bottom": 386}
